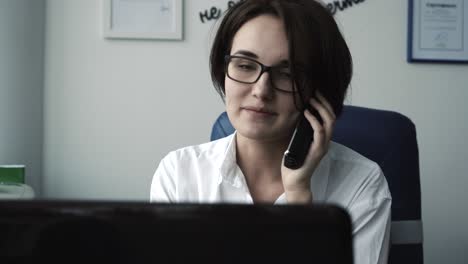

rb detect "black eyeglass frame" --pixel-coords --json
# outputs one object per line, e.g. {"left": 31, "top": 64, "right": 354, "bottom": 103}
{"left": 224, "top": 55, "right": 295, "bottom": 93}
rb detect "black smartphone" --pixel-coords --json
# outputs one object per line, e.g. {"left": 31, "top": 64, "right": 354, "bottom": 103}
{"left": 283, "top": 105, "right": 323, "bottom": 169}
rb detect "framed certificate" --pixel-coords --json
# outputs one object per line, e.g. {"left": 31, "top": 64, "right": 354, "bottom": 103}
{"left": 407, "top": 0, "right": 468, "bottom": 63}
{"left": 103, "top": 0, "right": 183, "bottom": 40}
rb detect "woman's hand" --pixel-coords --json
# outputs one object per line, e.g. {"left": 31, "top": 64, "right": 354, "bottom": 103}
{"left": 281, "top": 92, "right": 336, "bottom": 203}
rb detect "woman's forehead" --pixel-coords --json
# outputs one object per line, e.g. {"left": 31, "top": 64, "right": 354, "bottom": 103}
{"left": 230, "top": 15, "right": 289, "bottom": 64}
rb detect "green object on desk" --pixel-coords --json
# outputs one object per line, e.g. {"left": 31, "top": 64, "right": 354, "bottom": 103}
{"left": 0, "top": 165, "right": 25, "bottom": 184}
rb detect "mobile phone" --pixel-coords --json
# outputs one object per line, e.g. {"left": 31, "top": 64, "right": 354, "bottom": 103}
{"left": 283, "top": 105, "right": 323, "bottom": 169}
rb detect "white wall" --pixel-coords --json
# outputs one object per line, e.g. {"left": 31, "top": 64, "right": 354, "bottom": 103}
{"left": 43, "top": 0, "right": 225, "bottom": 199}
{"left": 42, "top": 0, "right": 468, "bottom": 263}
{"left": 0, "top": 0, "right": 44, "bottom": 194}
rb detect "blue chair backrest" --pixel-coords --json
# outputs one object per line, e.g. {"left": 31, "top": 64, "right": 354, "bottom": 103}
{"left": 211, "top": 105, "right": 424, "bottom": 264}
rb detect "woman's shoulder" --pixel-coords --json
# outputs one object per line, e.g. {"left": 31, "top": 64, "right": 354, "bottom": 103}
{"left": 327, "top": 141, "right": 380, "bottom": 171}
{"left": 325, "top": 141, "right": 391, "bottom": 200}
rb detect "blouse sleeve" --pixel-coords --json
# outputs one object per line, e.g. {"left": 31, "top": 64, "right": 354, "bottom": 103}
{"left": 150, "top": 152, "right": 177, "bottom": 203}
{"left": 348, "top": 167, "right": 392, "bottom": 264}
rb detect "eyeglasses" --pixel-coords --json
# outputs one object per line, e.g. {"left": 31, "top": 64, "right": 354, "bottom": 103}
{"left": 224, "top": 55, "right": 294, "bottom": 93}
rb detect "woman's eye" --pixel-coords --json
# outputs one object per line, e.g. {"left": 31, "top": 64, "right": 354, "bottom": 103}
{"left": 237, "top": 64, "right": 256, "bottom": 71}
{"left": 277, "top": 70, "right": 291, "bottom": 79}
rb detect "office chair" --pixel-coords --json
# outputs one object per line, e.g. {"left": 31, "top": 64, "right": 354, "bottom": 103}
{"left": 210, "top": 105, "right": 424, "bottom": 264}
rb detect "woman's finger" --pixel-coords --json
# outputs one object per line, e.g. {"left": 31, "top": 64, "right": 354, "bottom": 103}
{"left": 315, "top": 92, "right": 336, "bottom": 120}
{"left": 309, "top": 97, "right": 335, "bottom": 143}
{"left": 304, "top": 108, "right": 326, "bottom": 151}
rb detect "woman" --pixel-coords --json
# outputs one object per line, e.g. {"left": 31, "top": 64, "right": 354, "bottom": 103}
{"left": 151, "top": 1, "right": 391, "bottom": 263}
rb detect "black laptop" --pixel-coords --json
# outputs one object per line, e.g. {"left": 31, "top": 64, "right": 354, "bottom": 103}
{"left": 0, "top": 200, "right": 353, "bottom": 263}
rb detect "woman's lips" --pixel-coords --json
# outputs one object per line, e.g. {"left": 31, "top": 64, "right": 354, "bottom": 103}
{"left": 242, "top": 107, "right": 277, "bottom": 117}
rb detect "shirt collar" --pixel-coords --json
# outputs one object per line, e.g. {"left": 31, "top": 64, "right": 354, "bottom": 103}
{"left": 217, "top": 131, "right": 330, "bottom": 202}
{"left": 310, "top": 151, "right": 330, "bottom": 202}
{"left": 218, "top": 132, "right": 245, "bottom": 188}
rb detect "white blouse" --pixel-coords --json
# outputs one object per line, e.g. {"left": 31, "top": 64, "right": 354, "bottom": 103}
{"left": 151, "top": 132, "right": 392, "bottom": 264}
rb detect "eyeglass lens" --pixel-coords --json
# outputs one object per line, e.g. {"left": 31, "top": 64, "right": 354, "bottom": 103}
{"left": 227, "top": 57, "right": 293, "bottom": 92}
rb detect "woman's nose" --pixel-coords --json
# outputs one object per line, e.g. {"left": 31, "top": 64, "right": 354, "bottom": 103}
{"left": 251, "top": 71, "right": 274, "bottom": 100}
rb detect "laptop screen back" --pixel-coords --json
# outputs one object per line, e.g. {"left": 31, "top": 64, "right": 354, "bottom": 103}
{"left": 0, "top": 201, "right": 353, "bottom": 263}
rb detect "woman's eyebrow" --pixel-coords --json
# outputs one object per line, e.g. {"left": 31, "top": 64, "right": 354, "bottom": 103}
{"left": 232, "top": 50, "right": 258, "bottom": 58}
{"left": 232, "top": 50, "right": 290, "bottom": 66}
{"left": 277, "top": 61, "right": 290, "bottom": 67}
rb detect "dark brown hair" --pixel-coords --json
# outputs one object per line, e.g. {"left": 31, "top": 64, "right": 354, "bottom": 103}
{"left": 209, "top": 0, "right": 352, "bottom": 116}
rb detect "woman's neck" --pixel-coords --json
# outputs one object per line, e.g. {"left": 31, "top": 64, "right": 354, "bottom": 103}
{"left": 235, "top": 133, "right": 292, "bottom": 203}
{"left": 235, "top": 133, "right": 290, "bottom": 182}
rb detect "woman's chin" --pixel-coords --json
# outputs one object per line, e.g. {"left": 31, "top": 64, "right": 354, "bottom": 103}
{"left": 236, "top": 127, "right": 290, "bottom": 143}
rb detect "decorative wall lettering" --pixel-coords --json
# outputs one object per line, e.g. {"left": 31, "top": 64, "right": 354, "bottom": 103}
{"left": 199, "top": 7, "right": 221, "bottom": 23}
{"left": 326, "top": 0, "right": 366, "bottom": 15}
{"left": 199, "top": 0, "right": 367, "bottom": 24}
{"left": 199, "top": 1, "right": 241, "bottom": 23}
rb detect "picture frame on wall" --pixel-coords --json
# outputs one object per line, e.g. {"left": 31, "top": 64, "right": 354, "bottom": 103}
{"left": 407, "top": 0, "right": 468, "bottom": 63}
{"left": 103, "top": 0, "right": 183, "bottom": 40}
